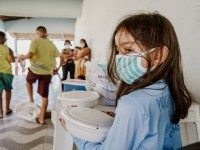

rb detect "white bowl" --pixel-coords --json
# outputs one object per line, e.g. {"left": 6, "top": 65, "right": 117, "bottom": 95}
{"left": 59, "top": 107, "right": 114, "bottom": 142}
{"left": 57, "top": 91, "right": 100, "bottom": 108}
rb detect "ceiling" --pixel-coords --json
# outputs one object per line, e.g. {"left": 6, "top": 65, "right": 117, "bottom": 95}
{"left": 0, "top": 0, "right": 82, "bottom": 18}
{"left": 0, "top": 15, "right": 31, "bottom": 22}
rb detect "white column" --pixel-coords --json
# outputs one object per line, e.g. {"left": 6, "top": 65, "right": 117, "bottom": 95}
{"left": 14, "top": 38, "right": 19, "bottom": 75}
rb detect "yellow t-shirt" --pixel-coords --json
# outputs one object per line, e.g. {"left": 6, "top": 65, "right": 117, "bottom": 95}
{"left": 29, "top": 38, "right": 60, "bottom": 75}
{"left": 0, "top": 44, "right": 12, "bottom": 74}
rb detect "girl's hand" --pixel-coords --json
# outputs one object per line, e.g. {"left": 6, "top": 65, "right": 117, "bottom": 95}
{"left": 102, "top": 111, "right": 116, "bottom": 117}
{"left": 59, "top": 118, "right": 67, "bottom": 131}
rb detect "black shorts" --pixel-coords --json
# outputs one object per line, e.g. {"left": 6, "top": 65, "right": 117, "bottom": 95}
{"left": 26, "top": 69, "right": 52, "bottom": 98}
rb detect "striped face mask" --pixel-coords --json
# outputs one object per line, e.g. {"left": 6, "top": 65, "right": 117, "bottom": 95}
{"left": 116, "top": 48, "right": 155, "bottom": 84}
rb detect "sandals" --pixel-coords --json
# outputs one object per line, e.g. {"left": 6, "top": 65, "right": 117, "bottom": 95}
{"left": 0, "top": 111, "right": 3, "bottom": 119}
{"left": 0, "top": 110, "right": 12, "bottom": 119}
{"left": 6, "top": 109, "right": 12, "bottom": 115}
{"left": 36, "top": 118, "right": 46, "bottom": 125}
{"left": 45, "top": 112, "right": 51, "bottom": 119}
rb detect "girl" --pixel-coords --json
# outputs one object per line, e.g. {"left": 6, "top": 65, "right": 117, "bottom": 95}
{"left": 61, "top": 12, "right": 193, "bottom": 149}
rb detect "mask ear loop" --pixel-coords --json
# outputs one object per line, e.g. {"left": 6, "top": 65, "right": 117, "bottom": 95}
{"left": 128, "top": 48, "right": 157, "bottom": 70}
{"left": 140, "top": 48, "right": 156, "bottom": 56}
{"left": 116, "top": 48, "right": 156, "bottom": 71}
{"left": 142, "top": 48, "right": 157, "bottom": 70}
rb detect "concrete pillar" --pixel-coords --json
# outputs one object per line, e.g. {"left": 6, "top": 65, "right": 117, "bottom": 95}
{"left": 0, "top": 20, "right": 5, "bottom": 32}
{"left": 14, "top": 38, "right": 19, "bottom": 75}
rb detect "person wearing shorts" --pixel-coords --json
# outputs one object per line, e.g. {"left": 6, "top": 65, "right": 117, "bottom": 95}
{"left": 26, "top": 69, "right": 52, "bottom": 98}
{"left": 0, "top": 31, "right": 15, "bottom": 118}
{"left": 19, "top": 26, "right": 63, "bottom": 125}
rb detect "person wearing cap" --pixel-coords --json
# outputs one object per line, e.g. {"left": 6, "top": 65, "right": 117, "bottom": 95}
{"left": 61, "top": 40, "right": 75, "bottom": 81}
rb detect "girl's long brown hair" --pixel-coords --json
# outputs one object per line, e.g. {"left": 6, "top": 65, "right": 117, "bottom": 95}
{"left": 107, "top": 12, "right": 193, "bottom": 124}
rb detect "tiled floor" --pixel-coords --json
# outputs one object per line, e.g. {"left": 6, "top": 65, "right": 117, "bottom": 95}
{"left": 0, "top": 75, "right": 62, "bottom": 150}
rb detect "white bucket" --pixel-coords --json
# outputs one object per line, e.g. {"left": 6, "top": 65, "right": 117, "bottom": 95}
{"left": 59, "top": 107, "right": 114, "bottom": 142}
{"left": 57, "top": 91, "right": 100, "bottom": 108}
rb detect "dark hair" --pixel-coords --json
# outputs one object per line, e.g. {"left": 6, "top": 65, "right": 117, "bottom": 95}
{"left": 80, "top": 39, "right": 88, "bottom": 48}
{"left": 0, "top": 31, "right": 5, "bottom": 38}
{"left": 107, "top": 12, "right": 192, "bottom": 124}
{"left": 77, "top": 75, "right": 86, "bottom": 80}
{"left": 65, "top": 40, "right": 71, "bottom": 45}
{"left": 36, "top": 26, "right": 47, "bottom": 33}
{"left": 0, "top": 31, "right": 6, "bottom": 44}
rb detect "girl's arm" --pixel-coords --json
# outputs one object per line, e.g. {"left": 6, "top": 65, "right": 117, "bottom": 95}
{"left": 72, "top": 96, "right": 148, "bottom": 150}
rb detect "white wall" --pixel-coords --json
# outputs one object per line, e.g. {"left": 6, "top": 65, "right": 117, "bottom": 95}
{"left": 5, "top": 17, "right": 76, "bottom": 34}
{"left": 0, "top": 20, "right": 5, "bottom": 31}
{"left": 75, "top": 0, "right": 200, "bottom": 103}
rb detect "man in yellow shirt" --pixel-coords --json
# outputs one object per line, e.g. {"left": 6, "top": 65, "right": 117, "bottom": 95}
{"left": 19, "top": 26, "right": 63, "bottom": 125}
{"left": 0, "top": 31, "right": 15, "bottom": 118}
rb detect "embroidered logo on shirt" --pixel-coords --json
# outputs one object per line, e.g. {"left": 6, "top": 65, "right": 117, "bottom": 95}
{"left": 169, "top": 124, "right": 180, "bottom": 138}
{"left": 163, "top": 146, "right": 175, "bottom": 150}
{"left": 156, "top": 96, "right": 170, "bottom": 112}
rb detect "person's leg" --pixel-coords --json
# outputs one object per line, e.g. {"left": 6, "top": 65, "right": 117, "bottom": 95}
{"left": 5, "top": 89, "right": 12, "bottom": 113}
{"left": 37, "top": 97, "right": 48, "bottom": 124}
{"left": 26, "top": 70, "right": 37, "bottom": 103}
{"left": 62, "top": 64, "right": 68, "bottom": 81}
{"left": 26, "top": 81, "right": 34, "bottom": 102}
{"left": 62, "top": 63, "right": 69, "bottom": 91}
{"left": 69, "top": 63, "right": 75, "bottom": 79}
{"left": 2, "top": 73, "right": 14, "bottom": 114}
{"left": 0, "top": 91, "right": 3, "bottom": 118}
{"left": 37, "top": 75, "right": 51, "bottom": 124}
{"left": 0, "top": 74, "right": 4, "bottom": 117}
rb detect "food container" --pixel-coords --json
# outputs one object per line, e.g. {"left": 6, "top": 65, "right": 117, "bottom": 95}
{"left": 59, "top": 107, "right": 114, "bottom": 142}
{"left": 62, "top": 79, "right": 86, "bottom": 92}
{"left": 57, "top": 91, "right": 100, "bottom": 108}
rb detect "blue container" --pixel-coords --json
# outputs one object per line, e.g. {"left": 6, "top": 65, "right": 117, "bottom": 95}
{"left": 62, "top": 79, "right": 86, "bottom": 92}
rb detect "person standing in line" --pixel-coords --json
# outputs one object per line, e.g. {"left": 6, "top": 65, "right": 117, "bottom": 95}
{"left": 73, "top": 39, "right": 91, "bottom": 78}
{"left": 19, "top": 26, "right": 63, "bottom": 125}
{"left": 61, "top": 40, "right": 75, "bottom": 80}
{"left": 73, "top": 46, "right": 81, "bottom": 79}
{"left": 0, "top": 31, "right": 15, "bottom": 118}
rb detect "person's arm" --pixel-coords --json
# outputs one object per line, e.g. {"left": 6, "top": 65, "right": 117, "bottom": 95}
{"left": 71, "top": 96, "right": 149, "bottom": 150}
{"left": 9, "top": 48, "right": 15, "bottom": 63}
{"left": 53, "top": 46, "right": 64, "bottom": 74}
{"left": 19, "top": 39, "right": 36, "bottom": 61}
{"left": 76, "top": 48, "right": 90, "bottom": 59}
{"left": 62, "top": 49, "right": 74, "bottom": 59}
{"left": 58, "top": 55, "right": 64, "bottom": 69}
{"left": 19, "top": 52, "right": 33, "bottom": 61}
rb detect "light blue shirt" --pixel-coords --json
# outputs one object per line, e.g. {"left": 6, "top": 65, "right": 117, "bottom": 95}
{"left": 73, "top": 80, "right": 182, "bottom": 150}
